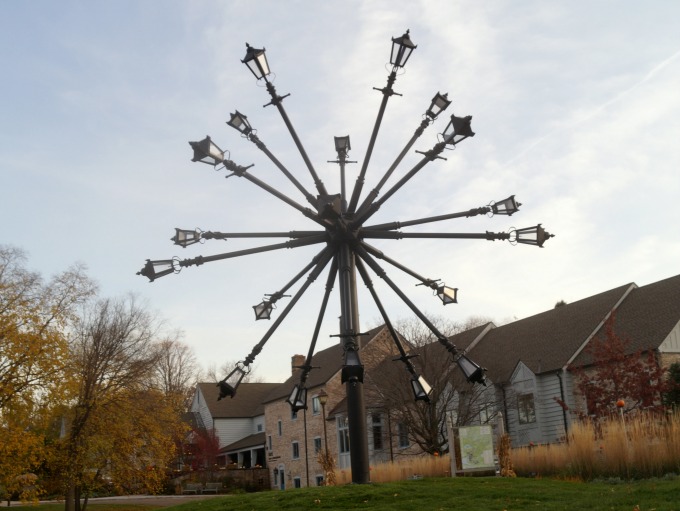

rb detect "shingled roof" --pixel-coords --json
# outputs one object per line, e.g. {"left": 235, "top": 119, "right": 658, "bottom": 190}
{"left": 197, "top": 382, "right": 280, "bottom": 418}
{"left": 571, "top": 274, "right": 680, "bottom": 367}
{"left": 468, "top": 283, "right": 634, "bottom": 383}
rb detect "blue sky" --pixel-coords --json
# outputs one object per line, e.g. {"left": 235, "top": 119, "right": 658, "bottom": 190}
{"left": 2, "top": 1, "right": 679, "bottom": 382}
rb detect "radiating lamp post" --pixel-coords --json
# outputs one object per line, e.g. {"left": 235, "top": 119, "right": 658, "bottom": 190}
{"left": 138, "top": 30, "right": 554, "bottom": 484}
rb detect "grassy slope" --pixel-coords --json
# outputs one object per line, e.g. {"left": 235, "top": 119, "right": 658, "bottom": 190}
{"left": 11, "top": 477, "right": 680, "bottom": 511}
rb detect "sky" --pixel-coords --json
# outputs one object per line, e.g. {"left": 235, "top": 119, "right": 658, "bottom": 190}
{"left": 2, "top": 1, "right": 679, "bottom": 383}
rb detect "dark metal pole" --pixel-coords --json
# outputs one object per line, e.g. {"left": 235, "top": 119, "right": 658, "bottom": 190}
{"left": 337, "top": 242, "right": 369, "bottom": 484}
{"left": 303, "top": 407, "right": 310, "bottom": 487}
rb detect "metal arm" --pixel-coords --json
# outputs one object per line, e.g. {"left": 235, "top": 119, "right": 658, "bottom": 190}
{"left": 296, "top": 257, "right": 339, "bottom": 388}
{"left": 360, "top": 241, "right": 440, "bottom": 289}
{"left": 262, "top": 246, "right": 333, "bottom": 307}
{"left": 353, "top": 244, "right": 460, "bottom": 352}
{"left": 354, "top": 114, "right": 435, "bottom": 219}
{"left": 177, "top": 235, "right": 328, "bottom": 268}
{"left": 238, "top": 247, "right": 335, "bottom": 368}
{"left": 360, "top": 230, "right": 511, "bottom": 241}
{"left": 222, "top": 158, "right": 329, "bottom": 228}
{"left": 262, "top": 80, "right": 329, "bottom": 198}
{"left": 363, "top": 207, "right": 490, "bottom": 231}
{"left": 347, "top": 70, "right": 399, "bottom": 214}
{"left": 245, "top": 131, "right": 319, "bottom": 208}
{"left": 354, "top": 257, "right": 419, "bottom": 377}
{"left": 352, "top": 131, "right": 471, "bottom": 228}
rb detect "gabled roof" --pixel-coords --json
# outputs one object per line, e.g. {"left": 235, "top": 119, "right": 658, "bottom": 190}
{"left": 571, "top": 274, "right": 680, "bottom": 366}
{"left": 220, "top": 432, "right": 266, "bottom": 453}
{"left": 467, "top": 283, "right": 633, "bottom": 383}
{"left": 262, "top": 325, "right": 387, "bottom": 404}
{"left": 197, "top": 382, "right": 279, "bottom": 418}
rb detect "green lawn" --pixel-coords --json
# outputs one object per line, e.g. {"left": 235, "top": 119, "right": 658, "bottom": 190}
{"left": 10, "top": 477, "right": 680, "bottom": 511}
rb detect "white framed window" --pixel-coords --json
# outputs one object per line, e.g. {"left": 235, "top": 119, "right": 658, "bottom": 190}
{"left": 313, "top": 436, "right": 322, "bottom": 453}
{"left": 398, "top": 422, "right": 409, "bottom": 448}
{"left": 293, "top": 476, "right": 301, "bottom": 488}
{"left": 372, "top": 413, "right": 384, "bottom": 450}
{"left": 338, "top": 416, "right": 350, "bottom": 454}
{"left": 312, "top": 396, "right": 321, "bottom": 415}
{"left": 292, "top": 441, "right": 300, "bottom": 459}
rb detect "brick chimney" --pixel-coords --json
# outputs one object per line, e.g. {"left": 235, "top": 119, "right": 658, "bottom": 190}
{"left": 291, "top": 354, "right": 305, "bottom": 376}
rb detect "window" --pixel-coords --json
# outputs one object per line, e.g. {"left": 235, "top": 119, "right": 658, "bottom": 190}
{"left": 398, "top": 422, "right": 409, "bottom": 448}
{"left": 338, "top": 417, "right": 350, "bottom": 454}
{"left": 278, "top": 420, "right": 282, "bottom": 436}
{"left": 292, "top": 441, "right": 300, "bottom": 459}
{"left": 372, "top": 413, "right": 384, "bottom": 450}
{"left": 268, "top": 435, "right": 273, "bottom": 452}
{"left": 293, "top": 477, "right": 301, "bottom": 488}
{"left": 518, "top": 393, "right": 536, "bottom": 424}
{"left": 257, "top": 423, "right": 263, "bottom": 432}
{"left": 315, "top": 475, "right": 324, "bottom": 486}
{"left": 312, "top": 396, "right": 321, "bottom": 415}
{"left": 291, "top": 408, "right": 298, "bottom": 420}
{"left": 313, "top": 437, "right": 322, "bottom": 454}
{"left": 479, "top": 406, "right": 490, "bottom": 424}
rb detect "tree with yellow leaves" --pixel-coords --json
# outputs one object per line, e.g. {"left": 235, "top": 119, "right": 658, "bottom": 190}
{"left": 0, "top": 245, "right": 95, "bottom": 504}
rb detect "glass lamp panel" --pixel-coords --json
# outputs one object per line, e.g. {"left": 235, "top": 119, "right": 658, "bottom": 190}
{"left": 456, "top": 355, "right": 486, "bottom": 385}
{"left": 172, "top": 228, "right": 201, "bottom": 247}
{"left": 514, "top": 224, "right": 551, "bottom": 247}
{"left": 253, "top": 301, "right": 273, "bottom": 320}
{"left": 492, "top": 195, "right": 520, "bottom": 216}
{"left": 411, "top": 375, "right": 433, "bottom": 402}
{"left": 334, "top": 135, "right": 350, "bottom": 154}
{"left": 437, "top": 285, "right": 458, "bottom": 305}
{"left": 190, "top": 136, "right": 224, "bottom": 166}
{"left": 427, "top": 92, "right": 451, "bottom": 119}
{"left": 287, "top": 385, "right": 307, "bottom": 411}
{"left": 341, "top": 349, "right": 364, "bottom": 383}
{"left": 227, "top": 111, "right": 251, "bottom": 135}
{"left": 390, "top": 30, "right": 416, "bottom": 67}
{"left": 138, "top": 259, "right": 175, "bottom": 282}
{"left": 242, "top": 44, "right": 270, "bottom": 79}
{"left": 443, "top": 115, "right": 475, "bottom": 144}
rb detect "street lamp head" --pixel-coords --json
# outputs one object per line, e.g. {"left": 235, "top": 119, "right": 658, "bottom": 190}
{"left": 334, "top": 135, "right": 351, "bottom": 156}
{"left": 172, "top": 228, "right": 202, "bottom": 248}
{"left": 286, "top": 384, "right": 308, "bottom": 412}
{"left": 511, "top": 224, "right": 554, "bottom": 247}
{"left": 411, "top": 375, "right": 433, "bottom": 402}
{"left": 242, "top": 43, "right": 271, "bottom": 80}
{"left": 189, "top": 136, "right": 225, "bottom": 166}
{"left": 443, "top": 114, "right": 475, "bottom": 145}
{"left": 436, "top": 284, "right": 458, "bottom": 305}
{"left": 426, "top": 92, "right": 451, "bottom": 120}
{"left": 136, "top": 258, "right": 177, "bottom": 282}
{"left": 341, "top": 348, "right": 365, "bottom": 384}
{"left": 317, "top": 388, "right": 328, "bottom": 407}
{"left": 227, "top": 110, "right": 253, "bottom": 136}
{"left": 491, "top": 195, "right": 521, "bottom": 216}
{"left": 390, "top": 29, "right": 417, "bottom": 68}
{"left": 253, "top": 299, "right": 274, "bottom": 320}
{"left": 217, "top": 363, "right": 250, "bottom": 400}
{"left": 456, "top": 354, "right": 487, "bottom": 386}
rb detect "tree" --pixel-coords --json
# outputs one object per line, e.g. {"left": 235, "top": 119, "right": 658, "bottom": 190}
{"left": 0, "top": 245, "right": 95, "bottom": 409}
{"left": 571, "top": 314, "right": 667, "bottom": 418}
{"left": 365, "top": 316, "right": 496, "bottom": 455}
{"left": 663, "top": 362, "right": 680, "bottom": 410}
{"left": 55, "top": 295, "right": 183, "bottom": 511}
{"left": 0, "top": 246, "right": 95, "bottom": 505}
{"left": 153, "top": 335, "right": 199, "bottom": 412}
